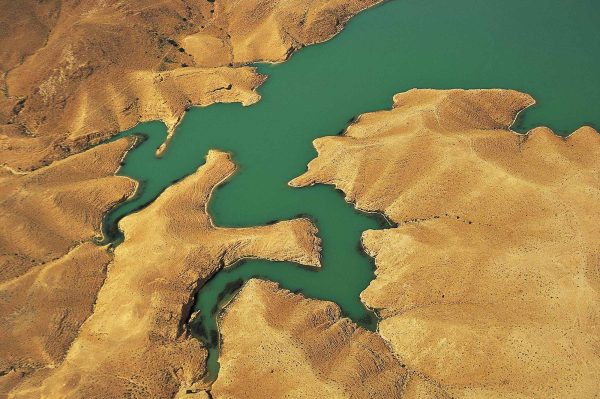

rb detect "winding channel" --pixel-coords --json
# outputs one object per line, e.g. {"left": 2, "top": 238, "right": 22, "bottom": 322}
{"left": 101, "top": 0, "right": 600, "bottom": 381}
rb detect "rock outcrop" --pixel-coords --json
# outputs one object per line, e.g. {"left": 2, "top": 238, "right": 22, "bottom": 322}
{"left": 3, "top": 150, "right": 320, "bottom": 398}
{"left": 0, "top": 138, "right": 137, "bottom": 280}
{"left": 0, "top": 0, "right": 381, "bottom": 171}
{"left": 290, "top": 89, "right": 600, "bottom": 398}
{"left": 0, "top": 138, "right": 136, "bottom": 396}
{"left": 213, "top": 279, "right": 429, "bottom": 399}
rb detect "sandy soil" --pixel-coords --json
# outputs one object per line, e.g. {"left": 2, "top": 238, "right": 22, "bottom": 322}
{"left": 289, "top": 88, "right": 600, "bottom": 398}
{"left": 0, "top": 0, "right": 381, "bottom": 171}
{"left": 3, "top": 2, "right": 599, "bottom": 397}
{"left": 0, "top": 2, "right": 378, "bottom": 397}
{"left": 0, "top": 138, "right": 137, "bottom": 281}
{"left": 0, "top": 138, "right": 136, "bottom": 397}
{"left": 3, "top": 150, "right": 320, "bottom": 398}
{"left": 213, "top": 279, "right": 450, "bottom": 399}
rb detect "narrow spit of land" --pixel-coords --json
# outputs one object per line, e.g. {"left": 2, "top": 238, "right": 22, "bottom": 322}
{"left": 101, "top": 0, "right": 600, "bottom": 381}
{"left": 103, "top": 120, "right": 386, "bottom": 379}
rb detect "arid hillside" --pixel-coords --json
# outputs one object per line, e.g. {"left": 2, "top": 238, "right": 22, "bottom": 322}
{"left": 0, "top": 1, "right": 379, "bottom": 397}
{"left": 0, "top": 0, "right": 381, "bottom": 170}
{"left": 2, "top": 150, "right": 321, "bottom": 398}
{"left": 289, "top": 89, "right": 600, "bottom": 398}
{"left": 2, "top": 1, "right": 599, "bottom": 397}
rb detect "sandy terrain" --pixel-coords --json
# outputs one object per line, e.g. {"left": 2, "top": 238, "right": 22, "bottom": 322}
{"left": 289, "top": 89, "right": 600, "bottom": 398}
{"left": 0, "top": 2, "right": 378, "bottom": 397}
{"left": 0, "top": 138, "right": 137, "bottom": 281}
{"left": 0, "top": 138, "right": 136, "bottom": 396}
{"left": 2, "top": 1, "right": 599, "bottom": 397}
{"left": 3, "top": 150, "right": 320, "bottom": 398}
{"left": 213, "top": 279, "right": 449, "bottom": 399}
{"left": 0, "top": 243, "right": 113, "bottom": 390}
{"left": 0, "top": 0, "right": 381, "bottom": 171}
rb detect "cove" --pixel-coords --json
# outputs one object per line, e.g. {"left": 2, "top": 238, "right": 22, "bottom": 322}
{"left": 102, "top": 0, "right": 600, "bottom": 382}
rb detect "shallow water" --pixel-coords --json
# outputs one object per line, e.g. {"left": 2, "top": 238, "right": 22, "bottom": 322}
{"left": 103, "top": 0, "right": 600, "bottom": 381}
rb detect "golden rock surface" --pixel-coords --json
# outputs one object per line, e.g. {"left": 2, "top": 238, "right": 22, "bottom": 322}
{"left": 0, "top": 138, "right": 136, "bottom": 396}
{"left": 2, "top": 1, "right": 598, "bottom": 396}
{"left": 0, "top": 0, "right": 380, "bottom": 171}
{"left": 0, "top": 2, "right": 377, "bottom": 396}
{"left": 0, "top": 138, "right": 136, "bottom": 280}
{"left": 0, "top": 243, "right": 112, "bottom": 381}
{"left": 3, "top": 150, "right": 320, "bottom": 398}
{"left": 290, "top": 89, "right": 600, "bottom": 398}
{"left": 213, "top": 279, "right": 451, "bottom": 399}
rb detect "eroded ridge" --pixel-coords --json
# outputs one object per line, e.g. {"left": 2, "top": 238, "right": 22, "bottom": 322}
{"left": 0, "top": 0, "right": 381, "bottom": 171}
{"left": 0, "top": 138, "right": 137, "bottom": 395}
{"left": 0, "top": 138, "right": 137, "bottom": 280}
{"left": 4, "top": 150, "right": 320, "bottom": 398}
{"left": 290, "top": 89, "right": 600, "bottom": 397}
{"left": 213, "top": 279, "right": 448, "bottom": 399}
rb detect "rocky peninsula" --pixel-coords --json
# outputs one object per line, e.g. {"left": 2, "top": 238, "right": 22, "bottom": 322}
{"left": 1, "top": 1, "right": 599, "bottom": 397}
{"left": 287, "top": 89, "right": 600, "bottom": 397}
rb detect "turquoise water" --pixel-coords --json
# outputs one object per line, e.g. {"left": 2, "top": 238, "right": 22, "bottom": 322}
{"left": 103, "top": 0, "right": 600, "bottom": 381}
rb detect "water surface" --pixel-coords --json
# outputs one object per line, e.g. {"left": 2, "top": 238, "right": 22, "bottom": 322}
{"left": 103, "top": 0, "right": 600, "bottom": 381}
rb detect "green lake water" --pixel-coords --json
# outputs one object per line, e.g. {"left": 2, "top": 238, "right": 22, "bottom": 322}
{"left": 103, "top": 0, "right": 600, "bottom": 381}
